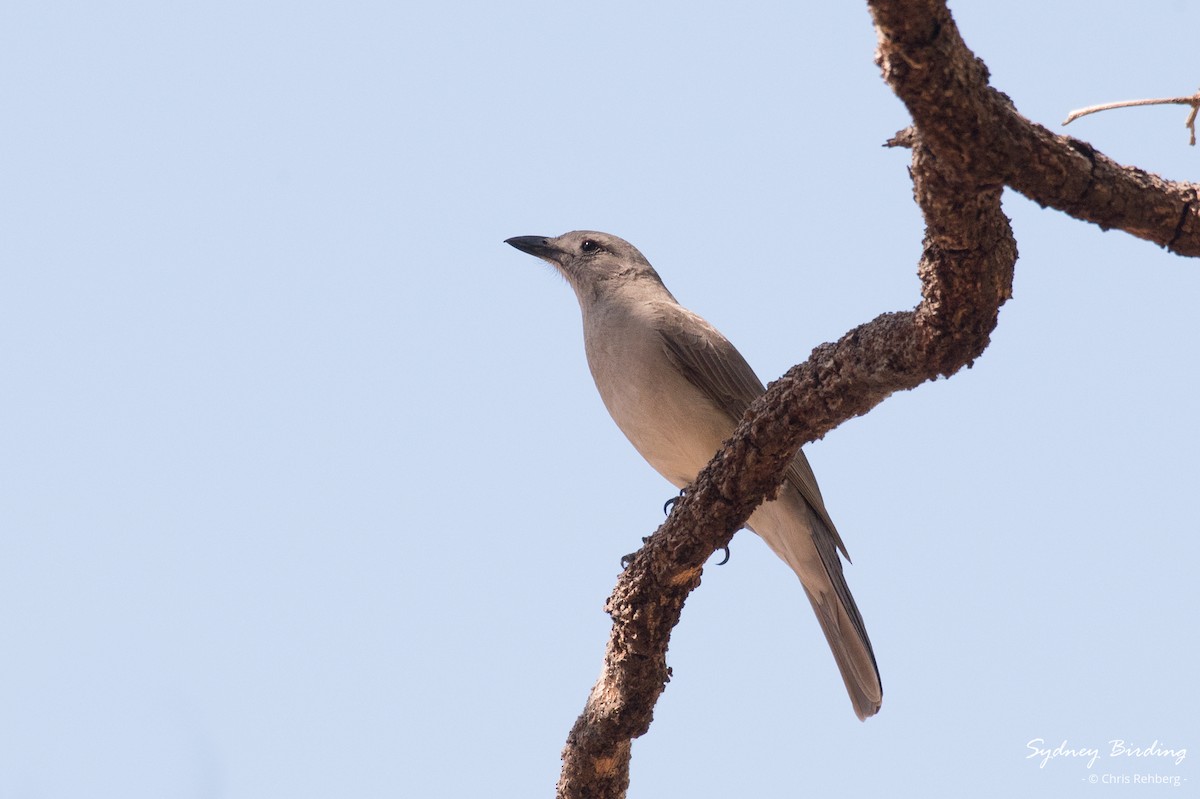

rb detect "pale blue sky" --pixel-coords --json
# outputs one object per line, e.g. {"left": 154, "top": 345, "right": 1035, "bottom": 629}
{"left": 1, "top": 1, "right": 1197, "bottom": 797}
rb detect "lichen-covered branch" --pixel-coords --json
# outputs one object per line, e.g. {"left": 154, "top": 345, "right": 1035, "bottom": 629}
{"left": 869, "top": 0, "right": 1200, "bottom": 255}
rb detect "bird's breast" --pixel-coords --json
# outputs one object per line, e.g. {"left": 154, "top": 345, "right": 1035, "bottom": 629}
{"left": 581, "top": 310, "right": 733, "bottom": 489}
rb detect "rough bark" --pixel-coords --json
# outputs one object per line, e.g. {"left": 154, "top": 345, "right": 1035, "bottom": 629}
{"left": 556, "top": 2, "right": 1200, "bottom": 797}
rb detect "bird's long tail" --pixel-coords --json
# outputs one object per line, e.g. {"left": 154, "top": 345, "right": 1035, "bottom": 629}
{"left": 802, "top": 580, "right": 882, "bottom": 721}
{"left": 748, "top": 490, "right": 882, "bottom": 720}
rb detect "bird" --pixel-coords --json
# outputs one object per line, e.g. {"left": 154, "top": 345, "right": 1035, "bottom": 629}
{"left": 505, "top": 230, "right": 882, "bottom": 720}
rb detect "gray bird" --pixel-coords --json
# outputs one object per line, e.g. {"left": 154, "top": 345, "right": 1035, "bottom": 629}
{"left": 505, "top": 230, "right": 882, "bottom": 720}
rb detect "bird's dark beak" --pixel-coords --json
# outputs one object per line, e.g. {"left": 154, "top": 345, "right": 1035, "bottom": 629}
{"left": 505, "top": 236, "right": 560, "bottom": 261}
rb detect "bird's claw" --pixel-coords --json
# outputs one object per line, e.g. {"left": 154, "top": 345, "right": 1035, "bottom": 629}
{"left": 662, "top": 488, "right": 686, "bottom": 515}
{"left": 662, "top": 489, "right": 730, "bottom": 565}
{"left": 620, "top": 536, "right": 653, "bottom": 569}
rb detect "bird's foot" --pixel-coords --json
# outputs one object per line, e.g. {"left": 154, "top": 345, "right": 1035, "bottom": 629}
{"left": 662, "top": 488, "right": 731, "bottom": 566}
{"left": 662, "top": 488, "right": 686, "bottom": 515}
{"left": 620, "top": 536, "right": 653, "bottom": 569}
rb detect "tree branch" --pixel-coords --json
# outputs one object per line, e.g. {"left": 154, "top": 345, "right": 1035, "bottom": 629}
{"left": 869, "top": 0, "right": 1200, "bottom": 255}
{"left": 557, "top": 2, "right": 1198, "bottom": 796}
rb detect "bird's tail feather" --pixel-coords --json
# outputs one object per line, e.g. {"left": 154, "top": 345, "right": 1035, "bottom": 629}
{"left": 802, "top": 582, "right": 882, "bottom": 720}
{"left": 748, "top": 491, "right": 882, "bottom": 720}
{"left": 800, "top": 502, "right": 882, "bottom": 720}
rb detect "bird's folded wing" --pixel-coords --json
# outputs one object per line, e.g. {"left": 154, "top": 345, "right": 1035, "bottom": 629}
{"left": 655, "top": 302, "right": 850, "bottom": 559}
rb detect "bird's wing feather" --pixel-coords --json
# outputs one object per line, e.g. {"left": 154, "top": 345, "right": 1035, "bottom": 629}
{"left": 655, "top": 303, "right": 850, "bottom": 558}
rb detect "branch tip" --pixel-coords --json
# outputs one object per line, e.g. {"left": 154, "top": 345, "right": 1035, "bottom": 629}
{"left": 1063, "top": 90, "right": 1200, "bottom": 146}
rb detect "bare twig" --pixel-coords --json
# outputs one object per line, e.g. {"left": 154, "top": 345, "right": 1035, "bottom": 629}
{"left": 1063, "top": 90, "right": 1200, "bottom": 145}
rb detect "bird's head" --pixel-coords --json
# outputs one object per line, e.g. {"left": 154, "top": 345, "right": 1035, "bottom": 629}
{"left": 505, "top": 231, "right": 667, "bottom": 298}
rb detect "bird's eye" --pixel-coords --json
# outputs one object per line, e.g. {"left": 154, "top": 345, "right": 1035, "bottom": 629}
{"left": 580, "top": 239, "right": 599, "bottom": 253}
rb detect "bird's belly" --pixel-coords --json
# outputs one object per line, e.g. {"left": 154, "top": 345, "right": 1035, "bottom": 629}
{"left": 597, "top": 371, "right": 733, "bottom": 489}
